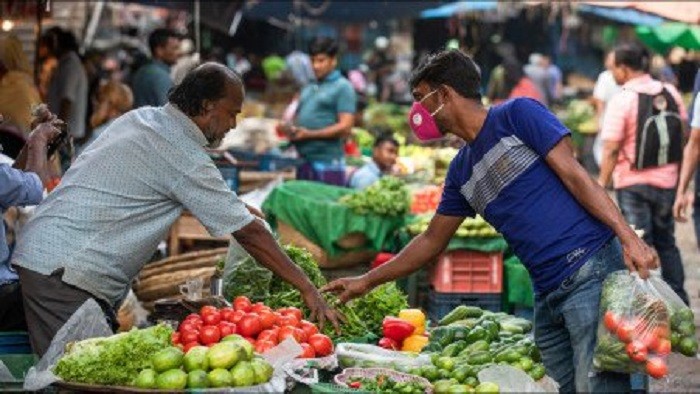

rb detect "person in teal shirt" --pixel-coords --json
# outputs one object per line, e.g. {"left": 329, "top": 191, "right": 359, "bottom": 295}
{"left": 131, "top": 28, "right": 181, "bottom": 108}
{"left": 289, "top": 37, "right": 356, "bottom": 186}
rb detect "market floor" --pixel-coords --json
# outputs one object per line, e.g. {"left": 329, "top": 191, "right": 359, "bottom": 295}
{"left": 649, "top": 217, "right": 700, "bottom": 392}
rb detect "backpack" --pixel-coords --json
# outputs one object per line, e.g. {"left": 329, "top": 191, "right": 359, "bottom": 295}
{"left": 633, "top": 88, "right": 684, "bottom": 170}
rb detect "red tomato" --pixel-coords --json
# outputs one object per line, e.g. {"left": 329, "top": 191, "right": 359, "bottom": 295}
{"left": 298, "top": 343, "right": 316, "bottom": 358}
{"left": 231, "top": 310, "right": 246, "bottom": 324}
{"left": 200, "top": 325, "right": 221, "bottom": 345}
{"left": 279, "top": 307, "right": 303, "bottom": 321}
{"left": 255, "top": 340, "right": 276, "bottom": 354}
{"left": 202, "top": 312, "right": 222, "bottom": 326}
{"left": 603, "top": 311, "right": 621, "bottom": 333}
{"left": 258, "top": 329, "right": 279, "bottom": 345}
{"left": 295, "top": 328, "right": 308, "bottom": 343}
{"left": 626, "top": 340, "right": 648, "bottom": 363}
{"left": 652, "top": 325, "right": 670, "bottom": 340}
{"left": 220, "top": 307, "right": 235, "bottom": 322}
{"left": 200, "top": 305, "right": 218, "bottom": 316}
{"left": 233, "top": 296, "right": 252, "bottom": 312}
{"left": 259, "top": 311, "right": 277, "bottom": 330}
{"left": 308, "top": 334, "right": 333, "bottom": 357}
{"left": 654, "top": 338, "right": 672, "bottom": 356}
{"left": 171, "top": 332, "right": 181, "bottom": 344}
{"left": 299, "top": 320, "right": 319, "bottom": 338}
{"left": 238, "top": 314, "right": 263, "bottom": 338}
{"left": 219, "top": 322, "right": 236, "bottom": 337}
{"left": 251, "top": 302, "right": 271, "bottom": 314}
{"left": 277, "top": 314, "right": 299, "bottom": 328}
{"left": 640, "top": 333, "right": 659, "bottom": 352}
{"left": 278, "top": 325, "right": 302, "bottom": 343}
{"left": 646, "top": 357, "right": 668, "bottom": 379}
{"left": 616, "top": 321, "right": 636, "bottom": 343}
{"left": 178, "top": 321, "right": 197, "bottom": 334}
{"left": 245, "top": 337, "right": 256, "bottom": 345}
{"left": 185, "top": 313, "right": 202, "bottom": 322}
{"left": 181, "top": 330, "right": 200, "bottom": 345}
{"left": 183, "top": 341, "right": 200, "bottom": 353}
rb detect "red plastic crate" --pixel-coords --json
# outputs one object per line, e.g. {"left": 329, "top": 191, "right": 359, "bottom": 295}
{"left": 430, "top": 249, "right": 503, "bottom": 293}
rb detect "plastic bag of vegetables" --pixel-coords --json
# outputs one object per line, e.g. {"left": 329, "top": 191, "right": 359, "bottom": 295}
{"left": 593, "top": 270, "right": 697, "bottom": 379}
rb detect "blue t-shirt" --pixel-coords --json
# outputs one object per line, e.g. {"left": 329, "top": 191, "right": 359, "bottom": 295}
{"left": 437, "top": 98, "right": 613, "bottom": 294}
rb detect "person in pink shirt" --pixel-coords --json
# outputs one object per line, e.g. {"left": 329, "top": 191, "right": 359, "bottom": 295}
{"left": 599, "top": 44, "right": 689, "bottom": 305}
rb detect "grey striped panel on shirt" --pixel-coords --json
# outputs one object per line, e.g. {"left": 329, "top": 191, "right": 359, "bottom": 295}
{"left": 460, "top": 135, "right": 539, "bottom": 215}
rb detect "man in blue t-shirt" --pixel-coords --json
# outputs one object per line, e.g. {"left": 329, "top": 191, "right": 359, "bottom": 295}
{"left": 288, "top": 37, "right": 356, "bottom": 186}
{"left": 322, "top": 50, "right": 658, "bottom": 393}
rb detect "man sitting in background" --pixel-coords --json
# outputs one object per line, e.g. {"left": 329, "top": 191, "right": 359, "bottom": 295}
{"left": 348, "top": 135, "right": 398, "bottom": 189}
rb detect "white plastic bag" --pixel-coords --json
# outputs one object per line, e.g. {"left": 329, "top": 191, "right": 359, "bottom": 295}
{"left": 335, "top": 343, "right": 431, "bottom": 370}
{"left": 24, "top": 299, "right": 112, "bottom": 391}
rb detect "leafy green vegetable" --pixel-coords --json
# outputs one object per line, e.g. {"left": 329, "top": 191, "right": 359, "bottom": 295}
{"left": 223, "top": 244, "right": 408, "bottom": 340}
{"left": 54, "top": 324, "right": 173, "bottom": 386}
{"left": 339, "top": 176, "right": 410, "bottom": 216}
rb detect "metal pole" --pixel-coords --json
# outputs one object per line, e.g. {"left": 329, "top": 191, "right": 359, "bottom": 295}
{"left": 194, "top": 0, "right": 201, "bottom": 54}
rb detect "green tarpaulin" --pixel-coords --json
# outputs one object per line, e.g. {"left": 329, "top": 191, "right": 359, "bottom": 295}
{"left": 636, "top": 23, "right": 700, "bottom": 53}
{"left": 395, "top": 228, "right": 508, "bottom": 253}
{"left": 262, "top": 181, "right": 407, "bottom": 257}
{"left": 504, "top": 255, "right": 534, "bottom": 308}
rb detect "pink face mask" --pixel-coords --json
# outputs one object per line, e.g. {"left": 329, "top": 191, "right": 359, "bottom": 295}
{"left": 408, "top": 89, "right": 445, "bottom": 142}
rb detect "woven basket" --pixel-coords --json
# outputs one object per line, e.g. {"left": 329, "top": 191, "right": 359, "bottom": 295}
{"left": 334, "top": 368, "right": 432, "bottom": 393}
{"left": 133, "top": 248, "right": 227, "bottom": 308}
{"left": 277, "top": 221, "right": 377, "bottom": 269}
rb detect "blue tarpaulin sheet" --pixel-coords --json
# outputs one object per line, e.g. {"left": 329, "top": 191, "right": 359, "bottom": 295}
{"left": 421, "top": 1, "right": 497, "bottom": 19}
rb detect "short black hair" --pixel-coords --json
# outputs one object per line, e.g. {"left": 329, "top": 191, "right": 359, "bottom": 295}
{"left": 409, "top": 49, "right": 481, "bottom": 100}
{"left": 168, "top": 63, "right": 241, "bottom": 117}
{"left": 148, "top": 28, "right": 180, "bottom": 56}
{"left": 42, "top": 27, "right": 78, "bottom": 55}
{"left": 374, "top": 134, "right": 399, "bottom": 149}
{"left": 613, "top": 43, "right": 650, "bottom": 72}
{"left": 309, "top": 37, "right": 338, "bottom": 57}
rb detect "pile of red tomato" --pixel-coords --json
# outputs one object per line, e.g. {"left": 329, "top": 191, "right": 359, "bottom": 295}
{"left": 171, "top": 296, "right": 334, "bottom": 359}
{"left": 603, "top": 311, "right": 670, "bottom": 378}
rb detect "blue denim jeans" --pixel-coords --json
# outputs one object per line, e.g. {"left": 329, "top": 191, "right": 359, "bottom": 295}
{"left": 617, "top": 185, "right": 689, "bottom": 305}
{"left": 535, "top": 238, "right": 631, "bottom": 392}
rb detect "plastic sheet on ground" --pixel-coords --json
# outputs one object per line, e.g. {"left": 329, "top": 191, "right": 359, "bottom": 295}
{"left": 477, "top": 365, "right": 559, "bottom": 392}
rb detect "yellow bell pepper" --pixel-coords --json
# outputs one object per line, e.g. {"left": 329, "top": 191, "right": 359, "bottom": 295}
{"left": 401, "top": 334, "right": 429, "bottom": 353}
{"left": 398, "top": 309, "right": 426, "bottom": 335}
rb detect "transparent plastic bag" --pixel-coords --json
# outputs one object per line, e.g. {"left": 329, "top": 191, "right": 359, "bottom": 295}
{"left": 593, "top": 270, "right": 697, "bottom": 379}
{"left": 24, "top": 299, "right": 112, "bottom": 391}
{"left": 335, "top": 343, "right": 431, "bottom": 370}
{"left": 478, "top": 365, "right": 559, "bottom": 393}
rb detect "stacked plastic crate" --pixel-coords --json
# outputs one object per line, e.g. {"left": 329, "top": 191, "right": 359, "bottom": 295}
{"left": 427, "top": 249, "right": 504, "bottom": 323}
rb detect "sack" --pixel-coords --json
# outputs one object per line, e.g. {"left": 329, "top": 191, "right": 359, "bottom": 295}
{"left": 593, "top": 270, "right": 698, "bottom": 379}
{"left": 633, "top": 88, "right": 684, "bottom": 170}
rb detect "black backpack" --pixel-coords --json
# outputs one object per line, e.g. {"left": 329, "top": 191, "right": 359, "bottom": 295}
{"left": 633, "top": 88, "right": 684, "bottom": 170}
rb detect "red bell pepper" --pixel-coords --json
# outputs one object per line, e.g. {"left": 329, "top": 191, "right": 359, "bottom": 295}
{"left": 382, "top": 317, "right": 415, "bottom": 343}
{"left": 378, "top": 337, "right": 400, "bottom": 350}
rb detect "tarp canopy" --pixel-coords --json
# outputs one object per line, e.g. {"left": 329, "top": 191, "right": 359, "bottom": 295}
{"left": 580, "top": 1, "right": 700, "bottom": 24}
{"left": 636, "top": 22, "right": 700, "bottom": 53}
{"left": 242, "top": 1, "right": 441, "bottom": 22}
{"left": 576, "top": 4, "right": 664, "bottom": 27}
{"left": 420, "top": 1, "right": 497, "bottom": 19}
